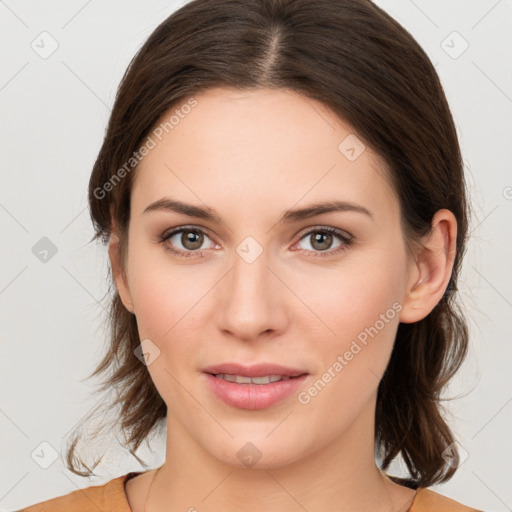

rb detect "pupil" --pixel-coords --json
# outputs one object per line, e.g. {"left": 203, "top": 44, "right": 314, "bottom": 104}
{"left": 312, "top": 232, "right": 332, "bottom": 251}
{"left": 183, "top": 230, "right": 202, "bottom": 250}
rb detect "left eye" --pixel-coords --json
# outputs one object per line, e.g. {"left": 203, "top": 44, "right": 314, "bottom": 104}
{"left": 294, "top": 227, "right": 352, "bottom": 256}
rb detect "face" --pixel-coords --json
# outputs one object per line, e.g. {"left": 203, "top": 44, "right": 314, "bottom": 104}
{"left": 112, "top": 87, "right": 419, "bottom": 469}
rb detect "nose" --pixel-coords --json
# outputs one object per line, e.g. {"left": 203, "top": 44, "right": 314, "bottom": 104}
{"left": 216, "top": 245, "right": 289, "bottom": 342}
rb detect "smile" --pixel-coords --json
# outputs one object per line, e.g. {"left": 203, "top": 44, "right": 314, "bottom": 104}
{"left": 213, "top": 374, "right": 293, "bottom": 384}
{"left": 204, "top": 373, "right": 308, "bottom": 409}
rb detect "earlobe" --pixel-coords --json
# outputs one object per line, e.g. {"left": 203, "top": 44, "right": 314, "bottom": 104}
{"left": 399, "top": 209, "right": 457, "bottom": 324}
{"left": 108, "top": 228, "right": 135, "bottom": 315}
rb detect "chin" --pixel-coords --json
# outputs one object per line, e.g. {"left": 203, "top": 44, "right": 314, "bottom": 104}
{"left": 208, "top": 435, "right": 311, "bottom": 470}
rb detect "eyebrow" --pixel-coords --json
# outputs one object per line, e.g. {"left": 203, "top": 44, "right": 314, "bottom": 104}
{"left": 143, "top": 197, "right": 373, "bottom": 224}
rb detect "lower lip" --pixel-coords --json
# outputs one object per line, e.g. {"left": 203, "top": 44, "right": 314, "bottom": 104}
{"left": 204, "top": 373, "right": 308, "bottom": 410}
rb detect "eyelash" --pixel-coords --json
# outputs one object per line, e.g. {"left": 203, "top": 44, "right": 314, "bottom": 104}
{"left": 158, "top": 225, "right": 354, "bottom": 259}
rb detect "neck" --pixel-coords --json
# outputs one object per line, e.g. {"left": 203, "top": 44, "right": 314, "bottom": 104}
{"left": 144, "top": 398, "right": 416, "bottom": 512}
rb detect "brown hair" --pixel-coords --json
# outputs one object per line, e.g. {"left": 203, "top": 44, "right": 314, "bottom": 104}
{"left": 66, "top": 0, "right": 469, "bottom": 488}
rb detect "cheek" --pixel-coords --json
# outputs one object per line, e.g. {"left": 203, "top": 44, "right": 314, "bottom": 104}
{"left": 127, "top": 259, "right": 207, "bottom": 405}
{"left": 127, "top": 244, "right": 215, "bottom": 340}
{"left": 294, "top": 252, "right": 406, "bottom": 346}
{"left": 292, "top": 249, "right": 406, "bottom": 406}
{"left": 126, "top": 250, "right": 216, "bottom": 399}
{"left": 293, "top": 274, "right": 402, "bottom": 440}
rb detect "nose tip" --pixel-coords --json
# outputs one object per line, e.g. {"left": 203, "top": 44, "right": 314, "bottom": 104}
{"left": 216, "top": 253, "right": 288, "bottom": 341}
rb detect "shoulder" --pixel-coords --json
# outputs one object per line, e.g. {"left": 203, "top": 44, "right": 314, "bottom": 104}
{"left": 15, "top": 473, "right": 134, "bottom": 512}
{"left": 412, "top": 487, "right": 484, "bottom": 512}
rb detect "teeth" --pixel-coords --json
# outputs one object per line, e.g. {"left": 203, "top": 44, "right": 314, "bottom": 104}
{"left": 215, "top": 374, "right": 291, "bottom": 384}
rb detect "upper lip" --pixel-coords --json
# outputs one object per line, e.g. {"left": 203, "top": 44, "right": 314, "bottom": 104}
{"left": 202, "top": 362, "right": 308, "bottom": 378}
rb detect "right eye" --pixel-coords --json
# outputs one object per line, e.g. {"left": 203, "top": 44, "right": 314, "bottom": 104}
{"left": 159, "top": 226, "right": 219, "bottom": 258}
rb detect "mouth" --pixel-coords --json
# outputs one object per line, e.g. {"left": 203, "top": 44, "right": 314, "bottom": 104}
{"left": 202, "top": 365, "right": 309, "bottom": 410}
{"left": 201, "top": 362, "right": 308, "bottom": 379}
{"left": 207, "top": 373, "right": 306, "bottom": 385}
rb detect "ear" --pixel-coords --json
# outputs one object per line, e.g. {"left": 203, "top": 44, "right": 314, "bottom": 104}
{"left": 108, "top": 220, "right": 135, "bottom": 315}
{"left": 399, "top": 209, "right": 457, "bottom": 324}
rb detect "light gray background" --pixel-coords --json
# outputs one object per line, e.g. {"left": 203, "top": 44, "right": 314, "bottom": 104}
{"left": 1, "top": 1, "right": 511, "bottom": 511}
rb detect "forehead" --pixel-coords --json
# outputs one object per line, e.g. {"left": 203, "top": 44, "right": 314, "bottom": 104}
{"left": 131, "top": 87, "right": 398, "bottom": 220}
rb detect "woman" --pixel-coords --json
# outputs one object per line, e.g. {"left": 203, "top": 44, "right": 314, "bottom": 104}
{"left": 19, "top": 0, "right": 482, "bottom": 510}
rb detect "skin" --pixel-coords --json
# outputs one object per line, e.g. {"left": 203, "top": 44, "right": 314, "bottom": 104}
{"left": 109, "top": 87, "right": 457, "bottom": 512}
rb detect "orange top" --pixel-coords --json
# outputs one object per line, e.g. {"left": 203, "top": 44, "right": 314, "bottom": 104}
{"left": 17, "top": 472, "right": 483, "bottom": 512}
